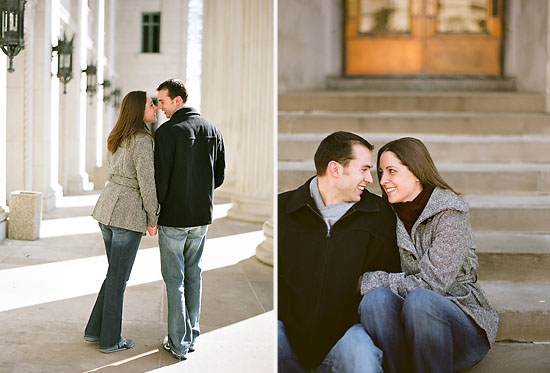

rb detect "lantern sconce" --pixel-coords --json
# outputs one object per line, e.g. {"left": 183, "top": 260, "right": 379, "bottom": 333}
{"left": 101, "top": 79, "right": 111, "bottom": 103}
{"left": 52, "top": 32, "right": 73, "bottom": 94}
{"left": 112, "top": 88, "right": 121, "bottom": 108}
{"left": 0, "top": 0, "right": 26, "bottom": 73}
{"left": 82, "top": 63, "right": 97, "bottom": 99}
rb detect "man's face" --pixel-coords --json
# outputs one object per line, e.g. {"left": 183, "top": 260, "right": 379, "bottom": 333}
{"left": 157, "top": 89, "right": 179, "bottom": 118}
{"left": 334, "top": 144, "right": 374, "bottom": 203}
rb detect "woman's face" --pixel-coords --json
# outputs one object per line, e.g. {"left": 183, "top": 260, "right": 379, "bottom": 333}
{"left": 143, "top": 96, "right": 158, "bottom": 124}
{"left": 378, "top": 150, "right": 423, "bottom": 204}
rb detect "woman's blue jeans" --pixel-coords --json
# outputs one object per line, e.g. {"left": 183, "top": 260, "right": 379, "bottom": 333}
{"left": 278, "top": 320, "right": 383, "bottom": 373}
{"left": 85, "top": 223, "right": 142, "bottom": 349}
{"left": 359, "top": 287, "right": 490, "bottom": 373}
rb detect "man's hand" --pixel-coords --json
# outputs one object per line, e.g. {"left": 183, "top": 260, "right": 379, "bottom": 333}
{"left": 147, "top": 225, "right": 158, "bottom": 236}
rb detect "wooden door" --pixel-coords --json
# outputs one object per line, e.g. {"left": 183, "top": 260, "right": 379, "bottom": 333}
{"left": 345, "top": 0, "right": 503, "bottom": 75}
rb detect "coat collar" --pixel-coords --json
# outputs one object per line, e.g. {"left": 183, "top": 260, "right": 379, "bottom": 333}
{"left": 286, "top": 176, "right": 380, "bottom": 215}
{"left": 416, "top": 187, "right": 468, "bottom": 223}
{"left": 170, "top": 106, "right": 200, "bottom": 121}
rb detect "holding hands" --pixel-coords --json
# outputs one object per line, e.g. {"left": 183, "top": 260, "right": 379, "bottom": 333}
{"left": 147, "top": 225, "right": 158, "bottom": 236}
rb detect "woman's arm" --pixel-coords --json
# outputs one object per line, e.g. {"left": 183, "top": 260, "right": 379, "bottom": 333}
{"left": 134, "top": 134, "right": 159, "bottom": 227}
{"left": 361, "top": 209, "right": 471, "bottom": 297}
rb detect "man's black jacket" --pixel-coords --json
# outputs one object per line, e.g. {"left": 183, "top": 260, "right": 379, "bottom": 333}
{"left": 154, "top": 107, "right": 225, "bottom": 227}
{"left": 278, "top": 177, "right": 400, "bottom": 369}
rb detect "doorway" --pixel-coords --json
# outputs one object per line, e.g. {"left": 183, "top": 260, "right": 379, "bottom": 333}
{"left": 345, "top": 0, "right": 503, "bottom": 75}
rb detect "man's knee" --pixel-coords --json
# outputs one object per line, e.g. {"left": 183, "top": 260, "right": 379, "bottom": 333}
{"left": 333, "top": 324, "right": 383, "bottom": 371}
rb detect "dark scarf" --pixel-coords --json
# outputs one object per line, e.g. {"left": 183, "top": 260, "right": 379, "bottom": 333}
{"left": 392, "top": 185, "right": 434, "bottom": 235}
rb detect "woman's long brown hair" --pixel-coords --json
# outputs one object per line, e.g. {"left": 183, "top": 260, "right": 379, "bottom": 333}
{"left": 107, "top": 91, "right": 152, "bottom": 153}
{"left": 376, "top": 137, "right": 458, "bottom": 200}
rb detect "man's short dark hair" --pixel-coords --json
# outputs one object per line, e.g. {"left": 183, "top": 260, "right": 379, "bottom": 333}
{"left": 314, "top": 131, "right": 374, "bottom": 176}
{"left": 156, "top": 78, "right": 189, "bottom": 103}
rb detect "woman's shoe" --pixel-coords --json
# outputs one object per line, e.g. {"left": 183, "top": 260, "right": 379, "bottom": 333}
{"left": 84, "top": 335, "right": 99, "bottom": 343}
{"left": 99, "top": 338, "right": 134, "bottom": 353}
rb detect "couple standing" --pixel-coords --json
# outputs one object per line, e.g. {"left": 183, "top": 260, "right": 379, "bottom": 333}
{"left": 278, "top": 132, "right": 499, "bottom": 372}
{"left": 83, "top": 78, "right": 225, "bottom": 361}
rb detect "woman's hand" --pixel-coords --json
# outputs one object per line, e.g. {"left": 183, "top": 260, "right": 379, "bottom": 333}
{"left": 146, "top": 225, "right": 158, "bottom": 236}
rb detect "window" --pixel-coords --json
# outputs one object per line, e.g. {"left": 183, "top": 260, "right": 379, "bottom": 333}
{"left": 141, "top": 12, "right": 161, "bottom": 53}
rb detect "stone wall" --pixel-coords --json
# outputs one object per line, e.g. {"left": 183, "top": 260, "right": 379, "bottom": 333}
{"left": 278, "top": 0, "right": 342, "bottom": 92}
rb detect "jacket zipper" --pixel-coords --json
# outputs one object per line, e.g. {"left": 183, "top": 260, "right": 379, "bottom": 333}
{"left": 306, "top": 203, "right": 331, "bottom": 334}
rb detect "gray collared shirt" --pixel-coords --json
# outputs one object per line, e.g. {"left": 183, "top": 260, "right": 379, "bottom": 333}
{"left": 310, "top": 177, "right": 354, "bottom": 234}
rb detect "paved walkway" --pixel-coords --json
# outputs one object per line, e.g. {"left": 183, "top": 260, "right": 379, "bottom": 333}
{"left": 0, "top": 193, "right": 274, "bottom": 372}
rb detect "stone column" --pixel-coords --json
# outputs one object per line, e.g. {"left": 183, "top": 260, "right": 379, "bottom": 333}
{"left": 32, "top": 0, "right": 63, "bottom": 212}
{"left": 65, "top": 0, "right": 92, "bottom": 193}
{"left": 6, "top": 0, "right": 35, "bottom": 196}
{"left": 201, "top": 1, "right": 242, "bottom": 199}
{"left": 256, "top": 217, "right": 274, "bottom": 266}
{"left": 0, "top": 56, "right": 7, "bottom": 241}
{"left": 202, "top": 0, "right": 274, "bottom": 264}
{"left": 228, "top": 0, "right": 274, "bottom": 225}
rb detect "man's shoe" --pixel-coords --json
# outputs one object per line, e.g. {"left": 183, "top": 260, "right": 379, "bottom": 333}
{"left": 84, "top": 335, "right": 99, "bottom": 343}
{"left": 162, "top": 336, "right": 188, "bottom": 360}
{"left": 99, "top": 338, "right": 134, "bottom": 353}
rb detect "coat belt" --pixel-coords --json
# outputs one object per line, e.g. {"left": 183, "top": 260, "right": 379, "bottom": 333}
{"left": 109, "top": 174, "right": 139, "bottom": 189}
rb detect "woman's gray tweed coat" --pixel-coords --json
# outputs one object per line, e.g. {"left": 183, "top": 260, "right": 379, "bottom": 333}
{"left": 92, "top": 132, "right": 158, "bottom": 233}
{"left": 360, "top": 187, "right": 499, "bottom": 345}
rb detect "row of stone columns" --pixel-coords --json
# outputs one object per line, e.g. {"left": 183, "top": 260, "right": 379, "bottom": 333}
{"left": 0, "top": 0, "right": 105, "bottom": 220}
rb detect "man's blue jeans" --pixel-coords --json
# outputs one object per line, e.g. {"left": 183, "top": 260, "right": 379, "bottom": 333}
{"left": 158, "top": 225, "right": 208, "bottom": 356}
{"left": 359, "top": 287, "right": 490, "bottom": 373}
{"left": 85, "top": 223, "right": 142, "bottom": 349}
{"left": 278, "top": 320, "right": 383, "bottom": 373}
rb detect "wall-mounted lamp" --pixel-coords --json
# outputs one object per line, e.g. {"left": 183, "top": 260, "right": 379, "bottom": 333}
{"left": 112, "top": 88, "right": 121, "bottom": 108}
{"left": 52, "top": 32, "right": 73, "bottom": 94}
{"left": 82, "top": 63, "right": 97, "bottom": 98}
{"left": 101, "top": 79, "right": 111, "bottom": 102}
{"left": 0, "top": 0, "right": 26, "bottom": 73}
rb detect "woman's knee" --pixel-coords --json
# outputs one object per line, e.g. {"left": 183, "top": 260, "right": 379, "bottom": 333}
{"left": 402, "top": 288, "right": 447, "bottom": 326}
{"left": 359, "top": 287, "right": 396, "bottom": 314}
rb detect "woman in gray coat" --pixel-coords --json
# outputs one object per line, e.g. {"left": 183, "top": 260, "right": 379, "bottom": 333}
{"left": 359, "top": 137, "right": 498, "bottom": 373}
{"left": 84, "top": 91, "right": 159, "bottom": 353}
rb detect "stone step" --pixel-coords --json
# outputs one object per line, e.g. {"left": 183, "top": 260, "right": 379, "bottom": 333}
{"left": 461, "top": 342, "right": 550, "bottom": 372}
{"left": 466, "top": 194, "right": 550, "bottom": 233}
{"left": 326, "top": 76, "right": 517, "bottom": 92}
{"left": 278, "top": 161, "right": 550, "bottom": 194}
{"left": 278, "top": 133, "right": 550, "bottom": 162}
{"left": 279, "top": 91, "right": 547, "bottom": 113}
{"left": 475, "top": 232, "right": 550, "bottom": 282}
{"left": 279, "top": 111, "right": 550, "bottom": 136}
{"left": 483, "top": 281, "right": 550, "bottom": 342}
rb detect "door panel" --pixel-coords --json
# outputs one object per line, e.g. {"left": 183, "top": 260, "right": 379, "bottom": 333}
{"left": 345, "top": 0, "right": 503, "bottom": 76}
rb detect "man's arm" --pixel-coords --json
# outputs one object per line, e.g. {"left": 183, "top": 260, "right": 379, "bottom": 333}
{"left": 154, "top": 128, "right": 174, "bottom": 205}
{"left": 214, "top": 132, "right": 225, "bottom": 189}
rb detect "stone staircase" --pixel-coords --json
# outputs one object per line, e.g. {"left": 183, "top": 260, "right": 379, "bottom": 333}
{"left": 278, "top": 90, "right": 550, "bottom": 371}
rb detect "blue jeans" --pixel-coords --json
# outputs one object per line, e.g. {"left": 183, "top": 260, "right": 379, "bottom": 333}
{"left": 359, "top": 287, "right": 490, "bottom": 373}
{"left": 158, "top": 224, "right": 208, "bottom": 356}
{"left": 278, "top": 320, "right": 383, "bottom": 373}
{"left": 85, "top": 223, "right": 142, "bottom": 349}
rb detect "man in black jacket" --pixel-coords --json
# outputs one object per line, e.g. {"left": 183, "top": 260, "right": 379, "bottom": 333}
{"left": 278, "top": 131, "right": 400, "bottom": 372}
{"left": 154, "top": 79, "right": 225, "bottom": 360}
